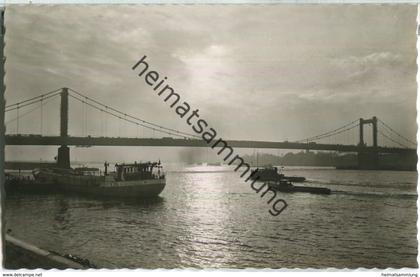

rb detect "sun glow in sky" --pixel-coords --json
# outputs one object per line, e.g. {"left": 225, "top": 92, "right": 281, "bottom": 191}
{"left": 4, "top": 5, "right": 417, "bottom": 162}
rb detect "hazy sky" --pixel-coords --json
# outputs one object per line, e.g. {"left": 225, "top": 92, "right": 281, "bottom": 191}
{"left": 4, "top": 5, "right": 418, "bottom": 162}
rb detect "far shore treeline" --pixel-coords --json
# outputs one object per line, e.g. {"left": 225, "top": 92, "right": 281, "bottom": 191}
{"left": 179, "top": 150, "right": 415, "bottom": 170}
{"left": 178, "top": 150, "right": 356, "bottom": 166}
{"left": 242, "top": 151, "right": 416, "bottom": 170}
{"left": 244, "top": 152, "right": 358, "bottom": 167}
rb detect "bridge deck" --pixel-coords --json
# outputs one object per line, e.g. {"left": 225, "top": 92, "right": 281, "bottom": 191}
{"left": 4, "top": 135, "right": 416, "bottom": 154}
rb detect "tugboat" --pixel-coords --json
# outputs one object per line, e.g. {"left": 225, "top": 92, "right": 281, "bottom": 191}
{"left": 249, "top": 167, "right": 330, "bottom": 195}
{"left": 26, "top": 161, "right": 166, "bottom": 198}
{"left": 250, "top": 166, "right": 306, "bottom": 182}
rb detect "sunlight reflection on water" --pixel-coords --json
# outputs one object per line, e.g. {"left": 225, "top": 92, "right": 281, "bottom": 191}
{"left": 5, "top": 165, "right": 418, "bottom": 268}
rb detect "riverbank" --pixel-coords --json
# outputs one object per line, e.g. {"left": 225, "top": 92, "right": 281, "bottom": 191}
{"left": 4, "top": 234, "right": 87, "bottom": 269}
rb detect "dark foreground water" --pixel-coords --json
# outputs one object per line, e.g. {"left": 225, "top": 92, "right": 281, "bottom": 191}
{"left": 4, "top": 165, "right": 418, "bottom": 268}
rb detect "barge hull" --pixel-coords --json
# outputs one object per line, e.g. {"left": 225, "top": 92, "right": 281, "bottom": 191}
{"left": 7, "top": 177, "right": 166, "bottom": 198}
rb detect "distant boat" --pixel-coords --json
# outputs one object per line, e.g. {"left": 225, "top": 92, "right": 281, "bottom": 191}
{"left": 250, "top": 166, "right": 306, "bottom": 182}
{"left": 249, "top": 166, "right": 329, "bottom": 194}
{"left": 7, "top": 161, "right": 166, "bottom": 198}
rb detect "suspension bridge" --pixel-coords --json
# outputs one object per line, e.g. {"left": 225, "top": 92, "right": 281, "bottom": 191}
{"left": 4, "top": 87, "right": 417, "bottom": 170}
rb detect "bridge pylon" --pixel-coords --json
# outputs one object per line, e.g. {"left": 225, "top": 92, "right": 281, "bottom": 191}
{"left": 357, "top": 116, "right": 379, "bottom": 170}
{"left": 57, "top": 88, "right": 70, "bottom": 168}
{"left": 359, "top": 116, "right": 378, "bottom": 147}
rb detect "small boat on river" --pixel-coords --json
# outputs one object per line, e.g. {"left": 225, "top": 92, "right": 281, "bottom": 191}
{"left": 250, "top": 166, "right": 306, "bottom": 182}
{"left": 250, "top": 167, "right": 330, "bottom": 195}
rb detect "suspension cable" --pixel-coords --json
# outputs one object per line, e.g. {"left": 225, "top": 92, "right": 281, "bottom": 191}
{"left": 5, "top": 91, "right": 61, "bottom": 112}
{"left": 317, "top": 124, "right": 359, "bottom": 142}
{"left": 5, "top": 88, "right": 61, "bottom": 109}
{"left": 378, "top": 130, "right": 409, "bottom": 148}
{"left": 378, "top": 119, "right": 417, "bottom": 146}
{"left": 68, "top": 88, "right": 200, "bottom": 139}
{"left": 5, "top": 93, "right": 58, "bottom": 126}
{"left": 68, "top": 94, "right": 191, "bottom": 139}
{"left": 296, "top": 119, "right": 359, "bottom": 143}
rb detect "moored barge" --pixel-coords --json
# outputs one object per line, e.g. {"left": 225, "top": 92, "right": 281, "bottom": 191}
{"left": 7, "top": 161, "right": 166, "bottom": 198}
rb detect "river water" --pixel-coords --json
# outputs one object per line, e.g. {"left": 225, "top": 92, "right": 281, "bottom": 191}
{"left": 4, "top": 165, "right": 418, "bottom": 268}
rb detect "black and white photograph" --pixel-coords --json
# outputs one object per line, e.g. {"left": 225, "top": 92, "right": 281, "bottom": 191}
{"left": 1, "top": 3, "right": 418, "bottom": 272}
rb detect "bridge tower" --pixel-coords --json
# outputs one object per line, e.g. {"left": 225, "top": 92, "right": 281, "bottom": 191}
{"left": 57, "top": 88, "right": 70, "bottom": 168}
{"left": 359, "top": 116, "right": 378, "bottom": 147}
{"left": 358, "top": 116, "right": 379, "bottom": 170}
